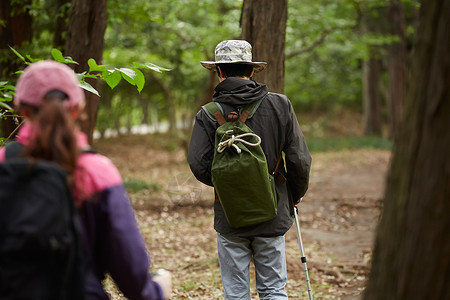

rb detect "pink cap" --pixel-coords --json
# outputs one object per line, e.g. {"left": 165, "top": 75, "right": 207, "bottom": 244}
{"left": 15, "top": 60, "right": 85, "bottom": 108}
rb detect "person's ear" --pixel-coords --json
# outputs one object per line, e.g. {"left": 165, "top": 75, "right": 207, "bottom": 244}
{"left": 217, "top": 66, "right": 226, "bottom": 79}
{"left": 250, "top": 68, "right": 255, "bottom": 78}
{"left": 69, "top": 106, "right": 81, "bottom": 120}
{"left": 18, "top": 106, "right": 32, "bottom": 119}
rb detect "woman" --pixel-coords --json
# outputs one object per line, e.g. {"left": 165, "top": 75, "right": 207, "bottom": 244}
{"left": 0, "top": 61, "right": 171, "bottom": 299}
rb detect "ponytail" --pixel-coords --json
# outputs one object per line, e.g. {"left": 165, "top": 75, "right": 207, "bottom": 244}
{"left": 22, "top": 90, "right": 79, "bottom": 178}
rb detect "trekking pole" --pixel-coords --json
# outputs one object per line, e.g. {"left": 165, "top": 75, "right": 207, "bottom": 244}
{"left": 294, "top": 205, "right": 313, "bottom": 300}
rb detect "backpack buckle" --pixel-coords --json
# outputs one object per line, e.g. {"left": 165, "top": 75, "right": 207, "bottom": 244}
{"left": 227, "top": 111, "right": 238, "bottom": 122}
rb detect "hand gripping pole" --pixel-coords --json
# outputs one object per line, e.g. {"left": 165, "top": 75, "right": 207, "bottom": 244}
{"left": 294, "top": 206, "right": 313, "bottom": 300}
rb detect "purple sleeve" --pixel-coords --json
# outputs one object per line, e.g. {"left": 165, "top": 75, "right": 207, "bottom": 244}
{"left": 101, "top": 185, "right": 165, "bottom": 300}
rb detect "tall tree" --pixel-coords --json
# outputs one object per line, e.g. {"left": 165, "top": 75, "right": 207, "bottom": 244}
{"left": 364, "top": 0, "right": 450, "bottom": 298}
{"left": 241, "top": 0, "right": 287, "bottom": 93}
{"left": 0, "top": 0, "right": 32, "bottom": 138}
{"left": 65, "top": 0, "right": 107, "bottom": 143}
{"left": 362, "top": 57, "right": 382, "bottom": 135}
{"left": 387, "top": 0, "right": 407, "bottom": 139}
{"left": 361, "top": 5, "right": 384, "bottom": 136}
{"left": 53, "top": 0, "right": 71, "bottom": 50}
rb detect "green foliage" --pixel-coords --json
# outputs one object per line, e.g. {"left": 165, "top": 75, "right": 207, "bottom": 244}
{"left": 307, "top": 136, "right": 392, "bottom": 153}
{"left": 51, "top": 48, "right": 78, "bottom": 65}
{"left": 284, "top": 0, "right": 418, "bottom": 111}
{"left": 0, "top": 82, "right": 15, "bottom": 112}
{"left": 2, "top": 47, "right": 169, "bottom": 98}
{"left": 286, "top": 0, "right": 363, "bottom": 110}
{"left": 123, "top": 177, "right": 161, "bottom": 193}
{"left": 2, "top": 0, "right": 420, "bottom": 139}
{"left": 0, "top": 45, "right": 169, "bottom": 143}
{"left": 0, "top": 80, "right": 18, "bottom": 145}
{"left": 101, "top": 0, "right": 242, "bottom": 123}
{"left": 181, "top": 280, "right": 200, "bottom": 292}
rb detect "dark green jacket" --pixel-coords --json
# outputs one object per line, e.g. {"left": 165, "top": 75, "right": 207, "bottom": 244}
{"left": 188, "top": 77, "right": 311, "bottom": 237}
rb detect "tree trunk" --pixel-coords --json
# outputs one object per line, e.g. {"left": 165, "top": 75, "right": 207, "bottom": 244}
{"left": 53, "top": 0, "right": 71, "bottom": 50}
{"left": 361, "top": 6, "right": 384, "bottom": 136}
{"left": 363, "top": 58, "right": 382, "bottom": 135}
{"left": 0, "top": 0, "right": 32, "bottom": 138}
{"left": 65, "top": 0, "right": 107, "bottom": 144}
{"left": 240, "top": 0, "right": 287, "bottom": 93}
{"left": 138, "top": 94, "right": 150, "bottom": 125}
{"left": 199, "top": 70, "right": 218, "bottom": 107}
{"left": 387, "top": 0, "right": 407, "bottom": 140}
{"left": 364, "top": 0, "right": 450, "bottom": 299}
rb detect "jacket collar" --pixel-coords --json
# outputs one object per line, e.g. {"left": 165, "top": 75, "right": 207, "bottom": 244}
{"left": 213, "top": 77, "right": 268, "bottom": 106}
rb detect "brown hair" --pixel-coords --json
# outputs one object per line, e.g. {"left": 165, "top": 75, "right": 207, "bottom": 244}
{"left": 21, "top": 90, "right": 79, "bottom": 180}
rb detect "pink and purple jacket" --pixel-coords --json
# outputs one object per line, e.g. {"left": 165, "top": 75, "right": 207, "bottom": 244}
{"left": 0, "top": 123, "right": 165, "bottom": 300}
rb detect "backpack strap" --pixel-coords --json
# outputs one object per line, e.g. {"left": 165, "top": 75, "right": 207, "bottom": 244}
{"left": 272, "top": 155, "right": 287, "bottom": 184}
{"left": 4, "top": 141, "right": 96, "bottom": 160}
{"left": 5, "top": 141, "right": 24, "bottom": 159}
{"left": 202, "top": 102, "right": 226, "bottom": 125}
{"left": 203, "top": 94, "right": 268, "bottom": 124}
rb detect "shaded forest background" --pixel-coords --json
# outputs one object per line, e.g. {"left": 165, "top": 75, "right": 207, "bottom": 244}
{"left": 1, "top": 0, "right": 449, "bottom": 299}
{"left": 1, "top": 0, "right": 419, "bottom": 144}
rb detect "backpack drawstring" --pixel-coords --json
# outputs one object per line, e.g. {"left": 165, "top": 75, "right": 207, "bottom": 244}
{"left": 217, "top": 130, "right": 261, "bottom": 154}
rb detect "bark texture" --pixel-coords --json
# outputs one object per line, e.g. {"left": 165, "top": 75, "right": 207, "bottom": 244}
{"left": 65, "top": 0, "right": 107, "bottom": 143}
{"left": 53, "top": 0, "right": 71, "bottom": 50}
{"left": 240, "top": 0, "right": 287, "bottom": 93}
{"left": 387, "top": 0, "right": 407, "bottom": 140}
{"left": 363, "top": 58, "right": 382, "bottom": 135}
{"left": 361, "top": 6, "right": 383, "bottom": 136}
{"left": 364, "top": 0, "right": 450, "bottom": 298}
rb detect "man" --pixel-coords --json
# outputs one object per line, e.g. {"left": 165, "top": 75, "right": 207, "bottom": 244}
{"left": 187, "top": 40, "right": 311, "bottom": 299}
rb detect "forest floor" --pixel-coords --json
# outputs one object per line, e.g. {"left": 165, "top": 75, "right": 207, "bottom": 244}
{"left": 94, "top": 133, "right": 391, "bottom": 300}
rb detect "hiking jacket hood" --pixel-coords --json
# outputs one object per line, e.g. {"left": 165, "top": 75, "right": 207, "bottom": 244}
{"left": 188, "top": 77, "right": 312, "bottom": 237}
{"left": 213, "top": 77, "right": 268, "bottom": 105}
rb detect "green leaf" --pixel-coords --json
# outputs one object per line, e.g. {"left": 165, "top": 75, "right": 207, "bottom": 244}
{"left": 25, "top": 55, "right": 40, "bottom": 63}
{"left": 76, "top": 72, "right": 86, "bottom": 82}
{"left": 63, "top": 55, "right": 79, "bottom": 65}
{"left": 50, "top": 48, "right": 78, "bottom": 65}
{"left": 88, "top": 58, "right": 107, "bottom": 72}
{"left": 119, "top": 68, "right": 137, "bottom": 79}
{"left": 133, "top": 68, "right": 145, "bottom": 93}
{"left": 134, "top": 62, "right": 171, "bottom": 72}
{"left": 9, "top": 46, "right": 27, "bottom": 63}
{"left": 83, "top": 74, "right": 100, "bottom": 80}
{"left": 79, "top": 82, "right": 100, "bottom": 97}
{"left": 0, "top": 101, "right": 12, "bottom": 110}
{"left": 1, "top": 92, "right": 13, "bottom": 102}
{"left": 104, "top": 71, "right": 122, "bottom": 89}
{"left": 118, "top": 68, "right": 137, "bottom": 85}
{"left": 51, "top": 48, "right": 65, "bottom": 62}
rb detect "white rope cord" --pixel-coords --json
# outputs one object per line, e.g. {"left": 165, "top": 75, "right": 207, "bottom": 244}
{"left": 217, "top": 130, "right": 261, "bottom": 154}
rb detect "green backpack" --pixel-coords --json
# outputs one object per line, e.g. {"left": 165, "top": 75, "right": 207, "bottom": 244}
{"left": 203, "top": 99, "right": 277, "bottom": 228}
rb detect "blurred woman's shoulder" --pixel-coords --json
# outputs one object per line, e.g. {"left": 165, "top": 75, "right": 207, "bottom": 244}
{"left": 74, "top": 150, "right": 123, "bottom": 202}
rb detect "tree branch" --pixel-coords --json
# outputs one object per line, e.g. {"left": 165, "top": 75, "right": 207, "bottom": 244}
{"left": 285, "top": 30, "right": 329, "bottom": 58}
{"left": 286, "top": 1, "right": 362, "bottom": 59}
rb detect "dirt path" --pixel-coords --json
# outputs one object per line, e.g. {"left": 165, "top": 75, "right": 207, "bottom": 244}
{"left": 95, "top": 135, "right": 391, "bottom": 299}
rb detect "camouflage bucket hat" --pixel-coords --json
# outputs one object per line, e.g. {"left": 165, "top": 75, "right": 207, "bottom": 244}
{"left": 200, "top": 40, "right": 267, "bottom": 73}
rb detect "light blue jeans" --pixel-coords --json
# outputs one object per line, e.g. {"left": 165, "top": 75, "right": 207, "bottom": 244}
{"left": 217, "top": 233, "right": 288, "bottom": 300}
